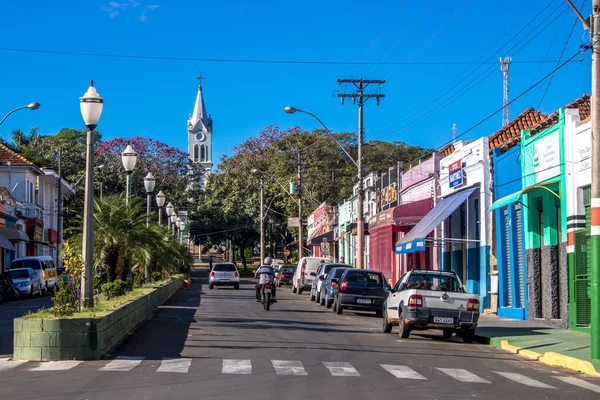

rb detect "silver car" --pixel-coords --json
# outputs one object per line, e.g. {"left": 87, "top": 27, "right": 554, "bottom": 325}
{"left": 209, "top": 263, "right": 240, "bottom": 290}
{"left": 310, "top": 263, "right": 352, "bottom": 304}
{"left": 8, "top": 268, "right": 41, "bottom": 297}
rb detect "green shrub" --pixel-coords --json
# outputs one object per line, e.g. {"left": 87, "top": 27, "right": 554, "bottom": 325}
{"left": 101, "top": 279, "right": 130, "bottom": 300}
{"left": 52, "top": 278, "right": 78, "bottom": 316}
{"left": 133, "top": 272, "right": 145, "bottom": 288}
{"left": 152, "top": 271, "right": 162, "bottom": 282}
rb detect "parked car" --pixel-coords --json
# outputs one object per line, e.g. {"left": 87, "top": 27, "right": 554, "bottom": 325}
{"left": 291, "top": 257, "right": 330, "bottom": 295}
{"left": 209, "top": 263, "right": 240, "bottom": 290}
{"left": 310, "top": 263, "right": 352, "bottom": 303}
{"left": 9, "top": 256, "right": 57, "bottom": 295}
{"left": 275, "top": 264, "right": 296, "bottom": 287}
{"left": 331, "top": 269, "right": 389, "bottom": 316}
{"left": 7, "top": 268, "right": 41, "bottom": 297}
{"left": 319, "top": 266, "right": 353, "bottom": 308}
{"left": 382, "top": 269, "right": 480, "bottom": 343}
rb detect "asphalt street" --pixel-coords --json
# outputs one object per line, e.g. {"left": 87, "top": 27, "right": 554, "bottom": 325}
{"left": 0, "top": 294, "right": 52, "bottom": 357}
{"left": 2, "top": 268, "right": 600, "bottom": 400}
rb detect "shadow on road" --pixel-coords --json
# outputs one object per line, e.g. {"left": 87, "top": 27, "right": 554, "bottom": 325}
{"left": 0, "top": 296, "right": 52, "bottom": 357}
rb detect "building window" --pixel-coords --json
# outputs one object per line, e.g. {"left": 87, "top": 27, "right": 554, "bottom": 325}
{"left": 200, "top": 145, "right": 206, "bottom": 162}
{"left": 194, "top": 145, "right": 199, "bottom": 162}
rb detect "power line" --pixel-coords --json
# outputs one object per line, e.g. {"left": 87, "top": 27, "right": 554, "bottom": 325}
{"left": 0, "top": 46, "right": 582, "bottom": 66}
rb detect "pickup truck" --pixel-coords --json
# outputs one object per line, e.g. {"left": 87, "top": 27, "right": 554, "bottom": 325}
{"left": 381, "top": 269, "right": 480, "bottom": 343}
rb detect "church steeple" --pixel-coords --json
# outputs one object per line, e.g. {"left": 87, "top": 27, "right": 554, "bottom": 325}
{"left": 188, "top": 75, "right": 211, "bottom": 134}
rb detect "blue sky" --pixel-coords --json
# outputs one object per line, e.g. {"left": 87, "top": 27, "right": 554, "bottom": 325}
{"left": 0, "top": 0, "right": 591, "bottom": 169}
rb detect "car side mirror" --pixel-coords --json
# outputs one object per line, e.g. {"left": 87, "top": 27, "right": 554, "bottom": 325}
{"left": 319, "top": 276, "right": 325, "bottom": 281}
{"left": 310, "top": 272, "right": 316, "bottom": 276}
{"left": 384, "top": 284, "right": 392, "bottom": 292}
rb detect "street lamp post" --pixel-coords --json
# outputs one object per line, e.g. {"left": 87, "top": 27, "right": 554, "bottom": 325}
{"left": 170, "top": 213, "right": 177, "bottom": 236}
{"left": 166, "top": 202, "right": 174, "bottom": 230}
{"left": 122, "top": 145, "right": 137, "bottom": 204}
{"left": 79, "top": 80, "right": 103, "bottom": 308}
{"left": 156, "top": 191, "right": 166, "bottom": 225}
{"left": 143, "top": 172, "right": 156, "bottom": 228}
{"left": 0, "top": 102, "right": 41, "bottom": 125}
{"left": 251, "top": 170, "right": 265, "bottom": 264}
{"left": 284, "top": 105, "right": 362, "bottom": 268}
{"left": 176, "top": 218, "right": 183, "bottom": 242}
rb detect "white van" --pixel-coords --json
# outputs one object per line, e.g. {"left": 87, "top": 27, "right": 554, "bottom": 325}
{"left": 292, "top": 256, "right": 330, "bottom": 295}
{"left": 9, "top": 256, "right": 57, "bottom": 295}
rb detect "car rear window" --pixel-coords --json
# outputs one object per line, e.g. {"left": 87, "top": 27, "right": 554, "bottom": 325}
{"left": 332, "top": 268, "right": 350, "bottom": 279}
{"left": 213, "top": 264, "right": 237, "bottom": 272}
{"left": 344, "top": 271, "right": 384, "bottom": 285}
{"left": 11, "top": 260, "right": 42, "bottom": 270}
{"left": 281, "top": 266, "right": 296, "bottom": 272}
{"left": 407, "top": 273, "right": 462, "bottom": 292}
{"left": 8, "top": 269, "right": 29, "bottom": 279}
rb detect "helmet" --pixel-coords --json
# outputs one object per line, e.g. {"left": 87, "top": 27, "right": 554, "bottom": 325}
{"left": 263, "top": 257, "right": 273, "bottom": 265}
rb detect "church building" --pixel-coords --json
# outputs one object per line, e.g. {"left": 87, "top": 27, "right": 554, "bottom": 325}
{"left": 187, "top": 76, "right": 213, "bottom": 188}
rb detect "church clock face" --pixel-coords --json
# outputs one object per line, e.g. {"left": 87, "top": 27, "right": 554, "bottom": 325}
{"left": 195, "top": 132, "right": 206, "bottom": 142}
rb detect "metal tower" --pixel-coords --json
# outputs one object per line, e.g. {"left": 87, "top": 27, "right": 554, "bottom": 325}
{"left": 452, "top": 123, "right": 457, "bottom": 144}
{"left": 500, "top": 57, "right": 512, "bottom": 127}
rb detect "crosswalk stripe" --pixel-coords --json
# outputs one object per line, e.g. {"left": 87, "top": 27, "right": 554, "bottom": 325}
{"left": 380, "top": 364, "right": 427, "bottom": 380}
{"left": 157, "top": 358, "right": 192, "bottom": 373}
{"left": 493, "top": 372, "right": 556, "bottom": 389}
{"left": 99, "top": 356, "right": 144, "bottom": 372}
{"left": 222, "top": 359, "right": 251, "bottom": 374}
{"left": 272, "top": 360, "right": 307, "bottom": 376}
{"left": 437, "top": 368, "right": 490, "bottom": 383}
{"left": 554, "top": 376, "right": 600, "bottom": 393}
{"left": 29, "top": 361, "right": 82, "bottom": 372}
{"left": 0, "top": 358, "right": 28, "bottom": 372}
{"left": 323, "top": 362, "right": 360, "bottom": 377}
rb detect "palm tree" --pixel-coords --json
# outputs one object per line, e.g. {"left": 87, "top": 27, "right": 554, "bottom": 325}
{"left": 11, "top": 126, "right": 39, "bottom": 152}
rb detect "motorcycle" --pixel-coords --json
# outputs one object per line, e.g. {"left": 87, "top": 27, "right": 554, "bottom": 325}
{"left": 0, "top": 275, "right": 21, "bottom": 303}
{"left": 261, "top": 283, "right": 273, "bottom": 311}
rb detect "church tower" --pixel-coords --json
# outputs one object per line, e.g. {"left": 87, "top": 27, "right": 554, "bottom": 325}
{"left": 187, "top": 75, "right": 213, "bottom": 176}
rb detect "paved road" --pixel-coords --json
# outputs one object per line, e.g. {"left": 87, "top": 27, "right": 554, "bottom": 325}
{"left": 2, "top": 269, "right": 600, "bottom": 400}
{"left": 0, "top": 295, "right": 52, "bottom": 357}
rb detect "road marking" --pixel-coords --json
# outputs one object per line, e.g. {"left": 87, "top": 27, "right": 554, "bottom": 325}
{"left": 323, "top": 362, "right": 360, "bottom": 377}
{"left": 157, "top": 358, "right": 192, "bottom": 373}
{"left": 0, "top": 358, "right": 28, "bottom": 372}
{"left": 29, "top": 361, "right": 82, "bottom": 372}
{"left": 272, "top": 360, "right": 308, "bottom": 376}
{"left": 380, "top": 364, "right": 427, "bottom": 380}
{"left": 99, "top": 356, "right": 144, "bottom": 372}
{"left": 437, "top": 368, "right": 490, "bottom": 383}
{"left": 493, "top": 372, "right": 556, "bottom": 389}
{"left": 554, "top": 376, "right": 600, "bottom": 393}
{"left": 222, "top": 359, "right": 251, "bottom": 374}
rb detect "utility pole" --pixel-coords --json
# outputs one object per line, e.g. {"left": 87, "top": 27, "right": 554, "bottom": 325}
{"left": 565, "top": 0, "right": 599, "bottom": 360}
{"left": 338, "top": 78, "right": 385, "bottom": 269}
{"left": 259, "top": 177, "right": 265, "bottom": 264}
{"left": 56, "top": 149, "right": 62, "bottom": 269}
{"left": 297, "top": 150, "right": 303, "bottom": 261}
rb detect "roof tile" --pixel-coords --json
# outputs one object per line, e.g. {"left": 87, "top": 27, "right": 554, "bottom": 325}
{"left": 529, "top": 94, "right": 591, "bottom": 136}
{"left": 489, "top": 107, "right": 547, "bottom": 151}
{"left": 0, "top": 144, "right": 33, "bottom": 165}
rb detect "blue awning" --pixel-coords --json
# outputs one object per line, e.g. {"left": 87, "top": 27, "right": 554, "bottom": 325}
{"left": 490, "top": 191, "right": 521, "bottom": 211}
{"left": 395, "top": 187, "right": 477, "bottom": 254}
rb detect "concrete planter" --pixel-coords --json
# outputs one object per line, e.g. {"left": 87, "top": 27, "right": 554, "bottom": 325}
{"left": 13, "top": 277, "right": 183, "bottom": 361}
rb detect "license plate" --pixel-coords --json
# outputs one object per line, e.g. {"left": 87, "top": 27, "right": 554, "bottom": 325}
{"left": 433, "top": 317, "right": 454, "bottom": 324}
{"left": 264, "top": 288, "right": 272, "bottom": 294}
{"left": 356, "top": 299, "right": 371, "bottom": 304}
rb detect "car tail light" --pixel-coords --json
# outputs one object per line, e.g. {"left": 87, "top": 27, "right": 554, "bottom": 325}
{"left": 301, "top": 261, "right": 306, "bottom": 277}
{"left": 466, "top": 299, "right": 480, "bottom": 311}
{"left": 210, "top": 271, "right": 215, "bottom": 277}
{"left": 264, "top": 283, "right": 271, "bottom": 289}
{"left": 331, "top": 282, "right": 337, "bottom": 287}
{"left": 340, "top": 281, "right": 348, "bottom": 291}
{"left": 408, "top": 294, "right": 423, "bottom": 308}
{"left": 234, "top": 271, "right": 239, "bottom": 278}
{"left": 280, "top": 273, "right": 285, "bottom": 279}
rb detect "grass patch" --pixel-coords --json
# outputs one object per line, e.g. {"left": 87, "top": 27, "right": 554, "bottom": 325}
{"left": 24, "top": 275, "right": 183, "bottom": 320}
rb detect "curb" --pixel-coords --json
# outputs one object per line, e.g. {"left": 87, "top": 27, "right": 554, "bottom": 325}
{"left": 476, "top": 335, "right": 600, "bottom": 376}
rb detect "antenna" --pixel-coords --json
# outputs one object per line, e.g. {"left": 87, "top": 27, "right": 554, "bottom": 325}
{"left": 500, "top": 57, "right": 512, "bottom": 127}
{"left": 452, "top": 123, "right": 457, "bottom": 144}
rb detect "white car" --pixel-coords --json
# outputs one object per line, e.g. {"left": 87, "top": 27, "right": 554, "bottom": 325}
{"left": 7, "top": 268, "right": 41, "bottom": 297}
{"left": 291, "top": 257, "right": 330, "bottom": 295}
{"left": 10, "top": 256, "right": 57, "bottom": 295}
{"left": 209, "top": 263, "right": 240, "bottom": 290}
{"left": 382, "top": 269, "right": 480, "bottom": 343}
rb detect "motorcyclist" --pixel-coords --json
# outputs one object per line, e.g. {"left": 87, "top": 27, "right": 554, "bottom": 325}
{"left": 255, "top": 257, "right": 277, "bottom": 303}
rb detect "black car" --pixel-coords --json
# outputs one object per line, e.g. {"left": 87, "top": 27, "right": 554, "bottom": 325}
{"left": 332, "top": 269, "right": 390, "bottom": 315}
{"left": 275, "top": 264, "right": 297, "bottom": 287}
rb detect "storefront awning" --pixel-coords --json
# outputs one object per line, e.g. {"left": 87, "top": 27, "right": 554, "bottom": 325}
{"left": 395, "top": 187, "right": 476, "bottom": 254}
{"left": 0, "top": 234, "right": 15, "bottom": 251}
{"left": 490, "top": 179, "right": 560, "bottom": 211}
{"left": 0, "top": 227, "right": 29, "bottom": 242}
{"left": 307, "top": 230, "right": 335, "bottom": 246}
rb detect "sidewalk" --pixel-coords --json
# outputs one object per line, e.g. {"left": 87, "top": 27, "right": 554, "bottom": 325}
{"left": 475, "top": 314, "right": 600, "bottom": 376}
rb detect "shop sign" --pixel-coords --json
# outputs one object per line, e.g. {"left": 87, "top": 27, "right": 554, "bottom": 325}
{"left": 532, "top": 131, "right": 560, "bottom": 183}
{"left": 576, "top": 129, "right": 592, "bottom": 172}
{"left": 287, "top": 217, "right": 300, "bottom": 228}
{"left": 449, "top": 160, "right": 464, "bottom": 189}
{"left": 307, "top": 202, "right": 332, "bottom": 241}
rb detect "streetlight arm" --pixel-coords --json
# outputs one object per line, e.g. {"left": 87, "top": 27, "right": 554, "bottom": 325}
{"left": 296, "top": 109, "right": 359, "bottom": 168}
{"left": 0, "top": 105, "right": 28, "bottom": 125}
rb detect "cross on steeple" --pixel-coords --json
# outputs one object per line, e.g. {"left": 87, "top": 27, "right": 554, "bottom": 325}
{"left": 197, "top": 74, "right": 204, "bottom": 89}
